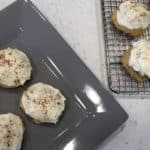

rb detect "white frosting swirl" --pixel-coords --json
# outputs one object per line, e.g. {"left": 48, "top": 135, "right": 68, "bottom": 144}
{"left": 117, "top": 1, "right": 150, "bottom": 29}
{"left": 129, "top": 40, "right": 150, "bottom": 78}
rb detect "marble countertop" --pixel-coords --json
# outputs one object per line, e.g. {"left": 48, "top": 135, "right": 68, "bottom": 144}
{"left": 2, "top": 0, "right": 150, "bottom": 150}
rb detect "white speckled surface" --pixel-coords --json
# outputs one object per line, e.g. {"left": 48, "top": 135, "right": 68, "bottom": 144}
{"left": 1, "top": 0, "right": 150, "bottom": 150}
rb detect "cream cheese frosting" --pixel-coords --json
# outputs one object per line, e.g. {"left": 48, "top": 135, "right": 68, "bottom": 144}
{"left": 117, "top": 1, "right": 150, "bottom": 29}
{"left": 0, "top": 113, "right": 24, "bottom": 150}
{"left": 21, "top": 82, "right": 66, "bottom": 124}
{"left": 0, "top": 48, "right": 32, "bottom": 87}
{"left": 129, "top": 40, "right": 150, "bottom": 78}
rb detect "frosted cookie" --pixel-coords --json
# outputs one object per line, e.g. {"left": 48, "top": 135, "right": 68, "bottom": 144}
{"left": 112, "top": 1, "right": 150, "bottom": 36}
{"left": 0, "top": 113, "right": 24, "bottom": 150}
{"left": 0, "top": 48, "right": 32, "bottom": 88}
{"left": 20, "top": 82, "right": 66, "bottom": 124}
{"left": 121, "top": 40, "right": 150, "bottom": 82}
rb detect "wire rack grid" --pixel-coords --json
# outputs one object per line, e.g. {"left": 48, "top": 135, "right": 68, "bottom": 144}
{"left": 102, "top": 0, "right": 150, "bottom": 94}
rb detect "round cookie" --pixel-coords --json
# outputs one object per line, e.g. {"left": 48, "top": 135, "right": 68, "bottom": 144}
{"left": 112, "top": 1, "right": 150, "bottom": 36}
{"left": 0, "top": 113, "right": 24, "bottom": 150}
{"left": 20, "top": 82, "right": 66, "bottom": 124}
{"left": 121, "top": 40, "right": 150, "bottom": 82}
{"left": 0, "top": 48, "right": 32, "bottom": 88}
{"left": 112, "top": 10, "right": 144, "bottom": 36}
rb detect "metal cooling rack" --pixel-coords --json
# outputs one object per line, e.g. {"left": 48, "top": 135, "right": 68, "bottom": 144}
{"left": 102, "top": 0, "right": 150, "bottom": 94}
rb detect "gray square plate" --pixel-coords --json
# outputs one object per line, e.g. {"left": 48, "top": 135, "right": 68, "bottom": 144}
{"left": 0, "top": 1, "right": 128, "bottom": 150}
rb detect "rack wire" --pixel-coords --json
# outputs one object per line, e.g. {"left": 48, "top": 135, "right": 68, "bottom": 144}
{"left": 102, "top": 0, "right": 150, "bottom": 94}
